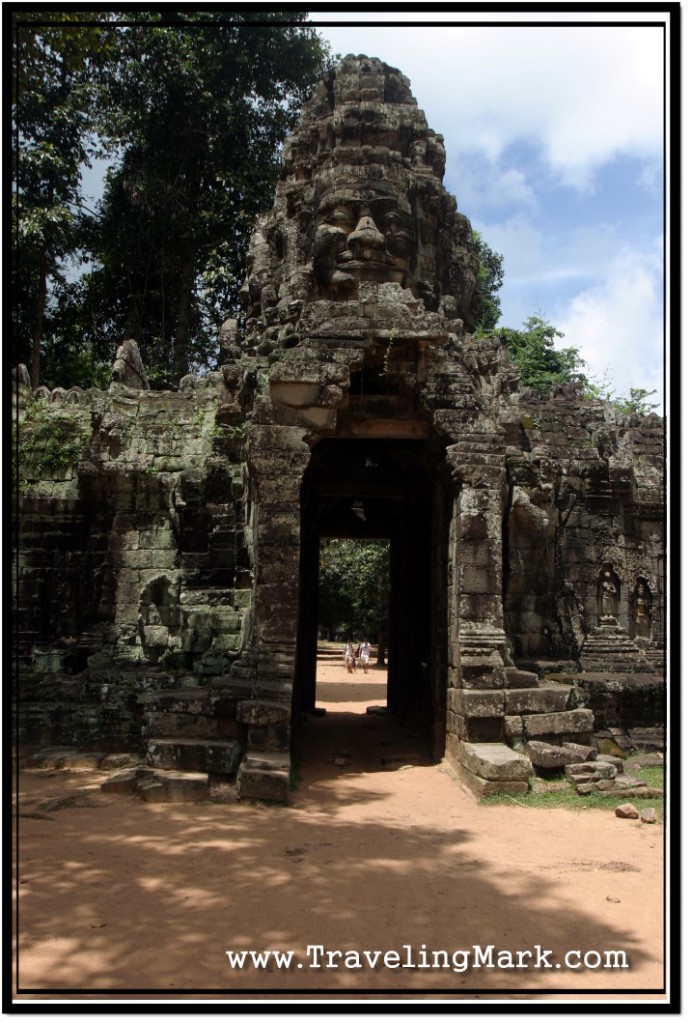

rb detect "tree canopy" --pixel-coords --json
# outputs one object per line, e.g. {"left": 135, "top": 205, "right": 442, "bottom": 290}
{"left": 472, "top": 230, "right": 504, "bottom": 333}
{"left": 318, "top": 540, "right": 390, "bottom": 644}
{"left": 12, "top": 10, "right": 331, "bottom": 389}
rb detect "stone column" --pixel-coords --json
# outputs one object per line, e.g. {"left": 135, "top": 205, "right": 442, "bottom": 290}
{"left": 446, "top": 436, "right": 511, "bottom": 692}
{"left": 234, "top": 422, "right": 311, "bottom": 801}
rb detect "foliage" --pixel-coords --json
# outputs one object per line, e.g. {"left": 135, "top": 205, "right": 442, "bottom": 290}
{"left": 472, "top": 230, "right": 504, "bottom": 333}
{"left": 318, "top": 539, "right": 390, "bottom": 641}
{"left": 497, "top": 314, "right": 587, "bottom": 394}
{"left": 585, "top": 379, "right": 659, "bottom": 416}
{"left": 12, "top": 10, "right": 331, "bottom": 389}
{"left": 17, "top": 404, "right": 92, "bottom": 480}
{"left": 12, "top": 11, "right": 121, "bottom": 387}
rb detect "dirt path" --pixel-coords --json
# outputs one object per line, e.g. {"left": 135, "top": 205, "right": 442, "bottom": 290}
{"left": 12, "top": 652, "right": 668, "bottom": 1006}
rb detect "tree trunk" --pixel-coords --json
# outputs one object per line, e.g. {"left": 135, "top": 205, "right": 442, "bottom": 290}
{"left": 30, "top": 249, "right": 48, "bottom": 389}
{"left": 172, "top": 242, "right": 196, "bottom": 384}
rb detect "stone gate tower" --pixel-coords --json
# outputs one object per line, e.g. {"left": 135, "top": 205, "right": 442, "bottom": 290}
{"left": 14, "top": 56, "right": 665, "bottom": 801}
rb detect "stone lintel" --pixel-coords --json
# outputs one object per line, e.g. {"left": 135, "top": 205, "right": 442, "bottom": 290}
{"left": 335, "top": 418, "right": 430, "bottom": 439}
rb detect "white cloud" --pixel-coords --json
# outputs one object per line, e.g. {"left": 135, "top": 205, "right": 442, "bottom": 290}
{"left": 474, "top": 215, "right": 546, "bottom": 284}
{"left": 451, "top": 156, "right": 538, "bottom": 218}
{"left": 555, "top": 243, "right": 664, "bottom": 407}
{"left": 315, "top": 22, "right": 664, "bottom": 191}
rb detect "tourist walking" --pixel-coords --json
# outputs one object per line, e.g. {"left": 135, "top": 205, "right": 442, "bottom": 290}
{"left": 344, "top": 639, "right": 356, "bottom": 673}
{"left": 358, "top": 638, "right": 372, "bottom": 673}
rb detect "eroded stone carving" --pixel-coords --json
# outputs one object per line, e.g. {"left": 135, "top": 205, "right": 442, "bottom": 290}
{"left": 598, "top": 565, "right": 620, "bottom": 624}
{"left": 631, "top": 578, "right": 652, "bottom": 638}
{"left": 240, "top": 55, "right": 480, "bottom": 355}
{"left": 111, "top": 339, "right": 150, "bottom": 390}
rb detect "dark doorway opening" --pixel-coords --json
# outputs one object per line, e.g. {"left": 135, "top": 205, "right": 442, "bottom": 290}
{"left": 294, "top": 438, "right": 450, "bottom": 762}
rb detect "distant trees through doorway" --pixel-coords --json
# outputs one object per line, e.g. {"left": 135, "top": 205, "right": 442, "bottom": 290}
{"left": 317, "top": 539, "right": 390, "bottom": 663}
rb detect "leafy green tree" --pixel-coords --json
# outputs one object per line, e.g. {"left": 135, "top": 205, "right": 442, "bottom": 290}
{"left": 12, "top": 11, "right": 330, "bottom": 389}
{"left": 82, "top": 11, "right": 330, "bottom": 386}
{"left": 497, "top": 314, "right": 587, "bottom": 394}
{"left": 472, "top": 230, "right": 504, "bottom": 333}
{"left": 12, "top": 12, "right": 118, "bottom": 386}
{"left": 615, "top": 387, "right": 659, "bottom": 415}
{"left": 318, "top": 540, "right": 390, "bottom": 650}
{"left": 584, "top": 379, "right": 659, "bottom": 415}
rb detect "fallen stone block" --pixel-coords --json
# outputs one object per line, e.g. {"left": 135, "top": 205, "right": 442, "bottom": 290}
{"left": 612, "top": 774, "right": 646, "bottom": 789}
{"left": 562, "top": 742, "right": 597, "bottom": 761}
{"left": 523, "top": 709, "right": 594, "bottom": 738}
{"left": 615, "top": 803, "right": 639, "bottom": 819}
{"left": 208, "top": 774, "right": 239, "bottom": 804}
{"left": 236, "top": 751, "right": 290, "bottom": 803}
{"left": 460, "top": 742, "right": 532, "bottom": 782}
{"left": 610, "top": 786, "right": 663, "bottom": 799}
{"left": 640, "top": 808, "right": 657, "bottom": 824}
{"left": 100, "top": 753, "right": 137, "bottom": 770}
{"left": 565, "top": 762, "right": 616, "bottom": 782}
{"left": 139, "top": 780, "right": 168, "bottom": 803}
{"left": 101, "top": 766, "right": 156, "bottom": 794}
{"left": 154, "top": 770, "right": 208, "bottom": 803}
{"left": 525, "top": 740, "right": 581, "bottom": 768}
{"left": 596, "top": 754, "right": 624, "bottom": 773}
{"left": 456, "top": 764, "right": 529, "bottom": 798}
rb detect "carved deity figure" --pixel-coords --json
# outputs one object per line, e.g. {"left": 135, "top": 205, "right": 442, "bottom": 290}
{"left": 312, "top": 190, "right": 415, "bottom": 296}
{"left": 598, "top": 567, "right": 620, "bottom": 624}
{"left": 237, "top": 55, "right": 481, "bottom": 353}
{"left": 631, "top": 579, "right": 652, "bottom": 638}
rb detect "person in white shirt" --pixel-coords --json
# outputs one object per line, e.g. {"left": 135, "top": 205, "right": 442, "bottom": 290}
{"left": 358, "top": 638, "right": 372, "bottom": 673}
{"left": 344, "top": 639, "right": 356, "bottom": 673}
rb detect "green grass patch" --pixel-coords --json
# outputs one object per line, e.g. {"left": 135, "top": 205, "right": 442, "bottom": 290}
{"left": 481, "top": 759, "right": 664, "bottom": 817}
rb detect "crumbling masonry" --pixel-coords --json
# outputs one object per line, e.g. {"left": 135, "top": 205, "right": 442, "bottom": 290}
{"left": 13, "top": 57, "right": 665, "bottom": 800}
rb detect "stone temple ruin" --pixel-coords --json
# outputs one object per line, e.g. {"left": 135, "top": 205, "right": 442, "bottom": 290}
{"left": 13, "top": 56, "right": 665, "bottom": 802}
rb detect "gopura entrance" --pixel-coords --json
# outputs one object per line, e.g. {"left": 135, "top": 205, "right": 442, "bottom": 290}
{"left": 14, "top": 56, "right": 664, "bottom": 801}
{"left": 231, "top": 55, "right": 605, "bottom": 802}
{"left": 295, "top": 437, "right": 450, "bottom": 759}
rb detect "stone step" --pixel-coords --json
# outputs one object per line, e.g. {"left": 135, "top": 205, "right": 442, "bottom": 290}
{"left": 147, "top": 737, "right": 241, "bottom": 774}
{"left": 142, "top": 712, "right": 238, "bottom": 740}
{"left": 522, "top": 708, "right": 593, "bottom": 741}
{"left": 580, "top": 629, "right": 653, "bottom": 673}
{"left": 448, "top": 681, "right": 576, "bottom": 719}
{"left": 101, "top": 765, "right": 209, "bottom": 803}
{"left": 236, "top": 750, "right": 291, "bottom": 803}
{"left": 455, "top": 741, "right": 532, "bottom": 797}
{"left": 140, "top": 688, "right": 211, "bottom": 713}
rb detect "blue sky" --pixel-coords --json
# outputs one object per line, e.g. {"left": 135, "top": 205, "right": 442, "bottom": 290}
{"left": 309, "top": 11, "right": 670, "bottom": 410}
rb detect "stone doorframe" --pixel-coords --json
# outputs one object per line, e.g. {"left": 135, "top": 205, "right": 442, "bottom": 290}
{"left": 232, "top": 405, "right": 515, "bottom": 801}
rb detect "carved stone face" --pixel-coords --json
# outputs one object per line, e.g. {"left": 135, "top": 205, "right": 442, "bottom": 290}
{"left": 312, "top": 189, "right": 415, "bottom": 297}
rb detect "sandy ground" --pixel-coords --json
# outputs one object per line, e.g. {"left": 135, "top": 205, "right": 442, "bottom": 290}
{"left": 11, "top": 649, "right": 669, "bottom": 1008}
